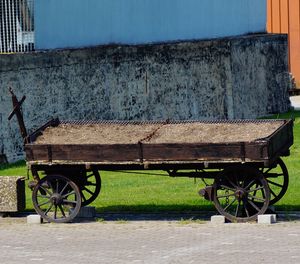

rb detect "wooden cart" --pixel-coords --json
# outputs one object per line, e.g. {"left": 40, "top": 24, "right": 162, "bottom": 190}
{"left": 8, "top": 90, "right": 294, "bottom": 223}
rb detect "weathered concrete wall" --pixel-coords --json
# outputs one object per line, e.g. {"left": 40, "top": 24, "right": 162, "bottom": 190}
{"left": 0, "top": 34, "right": 290, "bottom": 162}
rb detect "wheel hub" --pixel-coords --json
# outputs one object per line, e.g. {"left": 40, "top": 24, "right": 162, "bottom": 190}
{"left": 234, "top": 188, "right": 247, "bottom": 200}
{"left": 50, "top": 193, "right": 63, "bottom": 205}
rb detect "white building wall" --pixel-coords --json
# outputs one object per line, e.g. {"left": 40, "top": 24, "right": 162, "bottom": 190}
{"left": 35, "top": 0, "right": 266, "bottom": 50}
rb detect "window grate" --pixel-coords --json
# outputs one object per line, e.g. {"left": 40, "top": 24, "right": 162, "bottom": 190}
{"left": 0, "top": 0, "right": 34, "bottom": 53}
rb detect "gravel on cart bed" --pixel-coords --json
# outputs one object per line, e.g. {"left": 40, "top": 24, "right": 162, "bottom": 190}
{"left": 34, "top": 121, "right": 285, "bottom": 145}
{"left": 34, "top": 124, "right": 162, "bottom": 144}
{"left": 145, "top": 121, "right": 285, "bottom": 144}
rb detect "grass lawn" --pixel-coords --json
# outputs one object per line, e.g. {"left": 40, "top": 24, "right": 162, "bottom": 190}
{"left": 0, "top": 111, "right": 300, "bottom": 213}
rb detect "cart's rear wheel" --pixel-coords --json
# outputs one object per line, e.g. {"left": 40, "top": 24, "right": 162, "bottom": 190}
{"left": 32, "top": 175, "right": 81, "bottom": 223}
{"left": 213, "top": 166, "right": 270, "bottom": 223}
{"left": 262, "top": 158, "right": 289, "bottom": 205}
{"left": 80, "top": 169, "right": 101, "bottom": 206}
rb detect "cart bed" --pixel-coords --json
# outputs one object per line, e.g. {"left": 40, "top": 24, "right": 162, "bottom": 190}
{"left": 25, "top": 119, "right": 293, "bottom": 166}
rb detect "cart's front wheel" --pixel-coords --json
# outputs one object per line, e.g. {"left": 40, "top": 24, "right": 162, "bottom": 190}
{"left": 32, "top": 175, "right": 82, "bottom": 223}
{"left": 213, "top": 166, "right": 270, "bottom": 223}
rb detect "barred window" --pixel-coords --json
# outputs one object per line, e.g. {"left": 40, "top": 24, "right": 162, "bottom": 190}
{"left": 0, "top": 0, "right": 34, "bottom": 53}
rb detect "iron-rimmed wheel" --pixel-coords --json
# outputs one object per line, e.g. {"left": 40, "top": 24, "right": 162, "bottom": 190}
{"left": 262, "top": 158, "right": 289, "bottom": 205}
{"left": 32, "top": 174, "right": 81, "bottom": 223}
{"left": 80, "top": 169, "right": 101, "bottom": 206}
{"left": 213, "top": 166, "right": 270, "bottom": 223}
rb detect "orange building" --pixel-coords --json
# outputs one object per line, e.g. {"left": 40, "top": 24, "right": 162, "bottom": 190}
{"left": 267, "top": 0, "right": 300, "bottom": 87}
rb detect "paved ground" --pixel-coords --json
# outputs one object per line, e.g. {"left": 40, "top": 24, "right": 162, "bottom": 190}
{"left": 0, "top": 214, "right": 300, "bottom": 264}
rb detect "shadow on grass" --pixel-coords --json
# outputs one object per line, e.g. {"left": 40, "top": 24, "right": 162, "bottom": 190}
{"left": 96, "top": 204, "right": 215, "bottom": 213}
{"left": 275, "top": 204, "right": 300, "bottom": 211}
{"left": 94, "top": 203, "right": 300, "bottom": 221}
{"left": 95, "top": 204, "right": 216, "bottom": 221}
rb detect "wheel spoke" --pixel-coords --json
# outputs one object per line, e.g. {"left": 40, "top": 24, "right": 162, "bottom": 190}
{"left": 60, "top": 183, "right": 69, "bottom": 195}
{"left": 86, "top": 173, "right": 95, "bottom": 179}
{"left": 269, "top": 187, "right": 277, "bottom": 198}
{"left": 247, "top": 200, "right": 261, "bottom": 212}
{"left": 39, "top": 186, "right": 52, "bottom": 196}
{"left": 62, "top": 190, "right": 76, "bottom": 198}
{"left": 223, "top": 197, "right": 237, "bottom": 212}
{"left": 54, "top": 205, "right": 58, "bottom": 219}
{"left": 244, "top": 179, "right": 256, "bottom": 190}
{"left": 247, "top": 195, "right": 266, "bottom": 202}
{"left": 247, "top": 186, "right": 264, "bottom": 193}
{"left": 266, "top": 173, "right": 284, "bottom": 178}
{"left": 263, "top": 168, "right": 272, "bottom": 174}
{"left": 216, "top": 193, "right": 236, "bottom": 199}
{"left": 58, "top": 205, "right": 66, "bottom": 218}
{"left": 45, "top": 204, "right": 53, "bottom": 215}
{"left": 262, "top": 188, "right": 266, "bottom": 199}
{"left": 244, "top": 204, "right": 250, "bottom": 217}
{"left": 226, "top": 177, "right": 238, "bottom": 188}
{"left": 48, "top": 181, "right": 55, "bottom": 193}
{"left": 220, "top": 185, "right": 236, "bottom": 191}
{"left": 37, "top": 200, "right": 51, "bottom": 207}
{"left": 235, "top": 200, "right": 241, "bottom": 217}
{"left": 80, "top": 190, "right": 87, "bottom": 202}
{"left": 86, "top": 182, "right": 97, "bottom": 186}
{"left": 233, "top": 173, "right": 240, "bottom": 187}
{"left": 83, "top": 187, "right": 94, "bottom": 195}
{"left": 252, "top": 183, "right": 258, "bottom": 197}
{"left": 37, "top": 194, "right": 51, "bottom": 199}
{"left": 56, "top": 180, "right": 59, "bottom": 193}
{"left": 63, "top": 199, "right": 78, "bottom": 205}
{"left": 267, "top": 179, "right": 284, "bottom": 188}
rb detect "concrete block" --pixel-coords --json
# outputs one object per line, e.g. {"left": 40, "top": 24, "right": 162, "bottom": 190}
{"left": 257, "top": 214, "right": 276, "bottom": 224}
{"left": 0, "top": 176, "right": 25, "bottom": 212}
{"left": 27, "top": 214, "right": 43, "bottom": 224}
{"left": 70, "top": 206, "right": 96, "bottom": 218}
{"left": 211, "top": 215, "right": 225, "bottom": 224}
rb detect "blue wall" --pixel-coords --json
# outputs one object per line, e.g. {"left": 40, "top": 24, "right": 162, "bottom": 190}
{"left": 35, "top": 0, "right": 266, "bottom": 50}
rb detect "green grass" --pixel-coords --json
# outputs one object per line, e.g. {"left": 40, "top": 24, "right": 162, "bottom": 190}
{"left": 1, "top": 111, "right": 300, "bottom": 213}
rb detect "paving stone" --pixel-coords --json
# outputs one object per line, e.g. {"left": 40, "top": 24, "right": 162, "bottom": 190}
{"left": 1, "top": 214, "right": 300, "bottom": 264}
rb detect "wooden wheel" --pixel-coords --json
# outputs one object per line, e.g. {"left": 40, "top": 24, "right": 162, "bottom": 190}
{"left": 80, "top": 169, "right": 101, "bottom": 206}
{"left": 262, "top": 158, "right": 289, "bottom": 205}
{"left": 213, "top": 166, "right": 270, "bottom": 223}
{"left": 32, "top": 175, "right": 81, "bottom": 223}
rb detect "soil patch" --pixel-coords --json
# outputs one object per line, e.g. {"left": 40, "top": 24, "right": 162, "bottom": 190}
{"left": 34, "top": 121, "right": 285, "bottom": 145}
{"left": 145, "top": 121, "right": 285, "bottom": 144}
